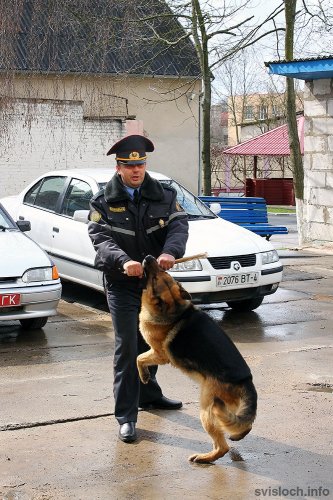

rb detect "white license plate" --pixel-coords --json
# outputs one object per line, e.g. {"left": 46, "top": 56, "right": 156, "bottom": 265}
{"left": 216, "top": 272, "right": 259, "bottom": 287}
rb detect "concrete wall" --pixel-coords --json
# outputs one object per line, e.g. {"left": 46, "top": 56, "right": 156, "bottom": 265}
{"left": 0, "top": 98, "right": 124, "bottom": 198}
{"left": 0, "top": 74, "right": 200, "bottom": 196}
{"left": 303, "top": 78, "right": 333, "bottom": 245}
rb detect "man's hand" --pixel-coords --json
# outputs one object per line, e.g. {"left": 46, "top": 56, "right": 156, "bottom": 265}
{"left": 157, "top": 253, "right": 175, "bottom": 271}
{"left": 123, "top": 260, "right": 143, "bottom": 278}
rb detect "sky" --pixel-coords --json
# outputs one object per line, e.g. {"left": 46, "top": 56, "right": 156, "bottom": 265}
{"left": 209, "top": 0, "right": 331, "bottom": 101}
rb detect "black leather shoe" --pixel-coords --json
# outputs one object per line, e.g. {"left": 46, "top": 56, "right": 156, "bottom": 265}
{"left": 139, "top": 396, "right": 182, "bottom": 410}
{"left": 118, "top": 422, "right": 137, "bottom": 443}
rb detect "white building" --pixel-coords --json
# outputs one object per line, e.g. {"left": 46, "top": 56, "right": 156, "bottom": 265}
{"left": 0, "top": 1, "right": 201, "bottom": 197}
{"left": 266, "top": 56, "right": 333, "bottom": 247}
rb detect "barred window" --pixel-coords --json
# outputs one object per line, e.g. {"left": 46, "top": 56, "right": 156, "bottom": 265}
{"left": 258, "top": 105, "right": 268, "bottom": 120}
{"left": 244, "top": 105, "right": 254, "bottom": 121}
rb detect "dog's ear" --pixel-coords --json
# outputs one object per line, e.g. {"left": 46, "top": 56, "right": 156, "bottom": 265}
{"left": 178, "top": 282, "right": 192, "bottom": 301}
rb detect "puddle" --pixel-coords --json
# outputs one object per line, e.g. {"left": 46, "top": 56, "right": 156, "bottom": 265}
{"left": 306, "top": 383, "right": 333, "bottom": 393}
{"left": 295, "top": 383, "right": 333, "bottom": 393}
{"left": 282, "top": 269, "right": 325, "bottom": 281}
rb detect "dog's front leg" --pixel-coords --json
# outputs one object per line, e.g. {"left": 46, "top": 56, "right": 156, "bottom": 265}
{"left": 137, "top": 349, "right": 168, "bottom": 384}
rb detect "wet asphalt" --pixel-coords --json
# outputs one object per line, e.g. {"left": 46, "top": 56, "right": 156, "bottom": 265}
{"left": 0, "top": 228, "right": 332, "bottom": 500}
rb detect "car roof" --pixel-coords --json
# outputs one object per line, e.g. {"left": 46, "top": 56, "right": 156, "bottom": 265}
{"left": 42, "top": 168, "right": 172, "bottom": 183}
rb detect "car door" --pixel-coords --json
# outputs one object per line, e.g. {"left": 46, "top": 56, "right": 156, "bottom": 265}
{"left": 18, "top": 175, "right": 68, "bottom": 253}
{"left": 49, "top": 177, "right": 104, "bottom": 291}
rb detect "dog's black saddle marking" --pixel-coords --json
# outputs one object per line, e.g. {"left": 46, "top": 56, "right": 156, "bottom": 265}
{"left": 169, "top": 307, "right": 252, "bottom": 384}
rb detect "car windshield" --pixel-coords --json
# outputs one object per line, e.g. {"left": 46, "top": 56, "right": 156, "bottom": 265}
{"left": 97, "top": 180, "right": 215, "bottom": 220}
{"left": 160, "top": 180, "right": 215, "bottom": 220}
{"left": 0, "top": 205, "right": 16, "bottom": 231}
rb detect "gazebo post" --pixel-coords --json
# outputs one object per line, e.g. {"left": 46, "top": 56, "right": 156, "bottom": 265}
{"left": 254, "top": 155, "right": 258, "bottom": 178}
{"left": 226, "top": 155, "right": 231, "bottom": 193}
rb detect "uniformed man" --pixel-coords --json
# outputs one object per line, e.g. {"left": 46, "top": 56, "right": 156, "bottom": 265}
{"left": 88, "top": 134, "right": 189, "bottom": 443}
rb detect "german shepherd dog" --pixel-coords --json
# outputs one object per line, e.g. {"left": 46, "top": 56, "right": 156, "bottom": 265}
{"left": 137, "top": 255, "right": 257, "bottom": 464}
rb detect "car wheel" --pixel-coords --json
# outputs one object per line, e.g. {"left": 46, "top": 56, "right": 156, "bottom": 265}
{"left": 226, "top": 297, "right": 264, "bottom": 312}
{"left": 19, "top": 317, "right": 48, "bottom": 330}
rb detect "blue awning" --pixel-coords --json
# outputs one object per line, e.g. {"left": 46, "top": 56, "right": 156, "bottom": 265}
{"left": 265, "top": 57, "right": 333, "bottom": 80}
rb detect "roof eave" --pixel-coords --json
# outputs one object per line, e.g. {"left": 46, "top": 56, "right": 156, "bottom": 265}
{"left": 223, "top": 151, "right": 290, "bottom": 156}
{"left": 0, "top": 68, "right": 201, "bottom": 80}
{"left": 266, "top": 59, "right": 333, "bottom": 81}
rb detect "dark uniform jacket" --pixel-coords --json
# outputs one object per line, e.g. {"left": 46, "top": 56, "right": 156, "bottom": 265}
{"left": 88, "top": 172, "right": 189, "bottom": 283}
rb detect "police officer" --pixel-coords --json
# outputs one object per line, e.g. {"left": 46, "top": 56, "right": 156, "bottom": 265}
{"left": 88, "top": 134, "right": 189, "bottom": 443}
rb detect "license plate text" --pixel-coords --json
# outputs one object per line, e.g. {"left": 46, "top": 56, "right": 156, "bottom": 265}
{"left": 0, "top": 294, "right": 21, "bottom": 307}
{"left": 216, "top": 273, "right": 258, "bottom": 287}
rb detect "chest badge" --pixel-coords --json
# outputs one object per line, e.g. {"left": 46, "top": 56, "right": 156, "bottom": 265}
{"left": 109, "top": 206, "right": 126, "bottom": 212}
{"left": 90, "top": 210, "right": 102, "bottom": 222}
{"left": 159, "top": 219, "right": 165, "bottom": 228}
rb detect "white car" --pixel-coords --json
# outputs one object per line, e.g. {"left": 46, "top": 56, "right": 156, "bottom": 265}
{"left": 0, "top": 203, "right": 62, "bottom": 330}
{"left": 0, "top": 169, "right": 283, "bottom": 311}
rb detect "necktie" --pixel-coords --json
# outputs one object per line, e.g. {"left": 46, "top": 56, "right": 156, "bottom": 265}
{"left": 133, "top": 189, "right": 139, "bottom": 205}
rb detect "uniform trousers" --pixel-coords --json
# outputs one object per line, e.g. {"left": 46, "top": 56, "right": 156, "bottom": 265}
{"left": 106, "top": 281, "right": 163, "bottom": 424}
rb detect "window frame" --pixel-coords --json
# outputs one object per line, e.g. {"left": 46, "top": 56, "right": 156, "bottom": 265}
{"left": 243, "top": 105, "right": 254, "bottom": 121}
{"left": 23, "top": 176, "right": 69, "bottom": 213}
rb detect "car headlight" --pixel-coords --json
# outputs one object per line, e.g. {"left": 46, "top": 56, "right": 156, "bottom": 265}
{"left": 260, "top": 250, "right": 279, "bottom": 265}
{"left": 171, "top": 259, "right": 203, "bottom": 272}
{"left": 22, "top": 265, "right": 60, "bottom": 283}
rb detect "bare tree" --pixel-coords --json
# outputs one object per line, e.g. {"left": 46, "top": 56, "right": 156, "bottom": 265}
{"left": 283, "top": 0, "right": 304, "bottom": 243}
{"left": 129, "top": 0, "right": 286, "bottom": 194}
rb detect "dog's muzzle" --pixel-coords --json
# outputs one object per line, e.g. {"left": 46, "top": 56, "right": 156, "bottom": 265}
{"left": 142, "top": 255, "right": 156, "bottom": 267}
{"left": 142, "top": 255, "right": 160, "bottom": 277}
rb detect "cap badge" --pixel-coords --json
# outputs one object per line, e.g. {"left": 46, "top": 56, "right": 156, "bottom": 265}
{"left": 129, "top": 151, "right": 140, "bottom": 160}
{"left": 159, "top": 219, "right": 165, "bottom": 228}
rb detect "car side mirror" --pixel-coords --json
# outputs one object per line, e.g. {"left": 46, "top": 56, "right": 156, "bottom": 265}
{"left": 209, "top": 202, "right": 221, "bottom": 215}
{"left": 16, "top": 220, "right": 31, "bottom": 232}
{"left": 73, "top": 210, "right": 90, "bottom": 224}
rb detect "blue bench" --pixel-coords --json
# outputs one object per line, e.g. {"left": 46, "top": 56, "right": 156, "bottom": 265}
{"left": 199, "top": 196, "right": 288, "bottom": 240}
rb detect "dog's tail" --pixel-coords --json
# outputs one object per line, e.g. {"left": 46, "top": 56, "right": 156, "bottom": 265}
{"left": 213, "top": 379, "right": 257, "bottom": 441}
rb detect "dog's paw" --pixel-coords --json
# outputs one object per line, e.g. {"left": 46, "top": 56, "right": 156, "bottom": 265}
{"left": 139, "top": 368, "right": 151, "bottom": 384}
{"left": 188, "top": 453, "right": 214, "bottom": 465}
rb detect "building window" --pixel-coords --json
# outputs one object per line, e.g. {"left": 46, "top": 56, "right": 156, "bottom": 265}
{"left": 272, "top": 105, "right": 281, "bottom": 117}
{"left": 244, "top": 105, "right": 254, "bottom": 121}
{"left": 258, "top": 105, "right": 268, "bottom": 120}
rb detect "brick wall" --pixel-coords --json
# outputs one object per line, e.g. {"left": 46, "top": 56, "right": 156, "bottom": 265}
{"left": 0, "top": 98, "right": 124, "bottom": 197}
{"left": 303, "top": 78, "right": 333, "bottom": 245}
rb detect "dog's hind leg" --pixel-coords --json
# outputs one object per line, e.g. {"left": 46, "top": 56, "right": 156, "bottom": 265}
{"left": 188, "top": 404, "right": 230, "bottom": 464}
{"left": 137, "top": 349, "right": 168, "bottom": 384}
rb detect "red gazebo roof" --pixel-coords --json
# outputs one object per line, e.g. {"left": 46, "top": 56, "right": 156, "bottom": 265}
{"left": 224, "top": 116, "right": 304, "bottom": 156}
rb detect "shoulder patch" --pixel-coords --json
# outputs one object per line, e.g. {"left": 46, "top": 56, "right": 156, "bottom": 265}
{"left": 90, "top": 210, "right": 102, "bottom": 222}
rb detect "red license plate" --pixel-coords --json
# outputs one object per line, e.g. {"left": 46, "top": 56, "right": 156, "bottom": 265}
{"left": 0, "top": 293, "right": 21, "bottom": 307}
